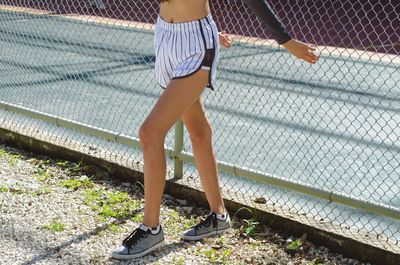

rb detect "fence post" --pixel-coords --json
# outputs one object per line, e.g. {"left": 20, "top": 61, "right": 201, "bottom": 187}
{"left": 173, "top": 119, "right": 184, "bottom": 178}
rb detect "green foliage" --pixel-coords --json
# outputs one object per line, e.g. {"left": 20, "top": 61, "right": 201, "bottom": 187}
{"left": 109, "top": 223, "right": 123, "bottom": 233}
{"left": 202, "top": 248, "right": 231, "bottom": 264}
{"left": 183, "top": 215, "right": 198, "bottom": 230}
{"left": 287, "top": 239, "right": 303, "bottom": 251}
{"left": 34, "top": 167, "right": 54, "bottom": 182}
{"left": 131, "top": 212, "right": 144, "bottom": 223}
{"left": 0, "top": 149, "right": 7, "bottom": 156}
{"left": 39, "top": 186, "right": 53, "bottom": 194}
{"left": 171, "top": 256, "right": 185, "bottom": 265}
{"left": 8, "top": 154, "right": 24, "bottom": 166}
{"left": 83, "top": 188, "right": 141, "bottom": 220}
{"left": 58, "top": 176, "right": 94, "bottom": 190}
{"left": 243, "top": 218, "right": 259, "bottom": 237}
{"left": 56, "top": 160, "right": 69, "bottom": 168}
{"left": 0, "top": 186, "right": 10, "bottom": 192}
{"left": 42, "top": 220, "right": 66, "bottom": 232}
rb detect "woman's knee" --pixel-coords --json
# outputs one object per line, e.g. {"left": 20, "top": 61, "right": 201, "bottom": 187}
{"left": 138, "top": 122, "right": 163, "bottom": 148}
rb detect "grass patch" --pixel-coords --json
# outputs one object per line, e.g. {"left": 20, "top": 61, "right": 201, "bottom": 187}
{"left": 0, "top": 186, "right": 10, "bottom": 192}
{"left": 56, "top": 160, "right": 69, "bottom": 168}
{"left": 287, "top": 239, "right": 303, "bottom": 252}
{"left": 83, "top": 188, "right": 141, "bottom": 220}
{"left": 39, "top": 186, "right": 53, "bottom": 194}
{"left": 0, "top": 149, "right": 7, "bottom": 156}
{"left": 109, "top": 223, "right": 123, "bottom": 233}
{"left": 8, "top": 154, "right": 24, "bottom": 166}
{"left": 65, "top": 158, "right": 84, "bottom": 174}
{"left": 131, "top": 212, "right": 144, "bottom": 223}
{"left": 42, "top": 220, "right": 66, "bottom": 232}
{"left": 34, "top": 167, "right": 54, "bottom": 182}
{"left": 183, "top": 215, "right": 198, "bottom": 230}
{"left": 58, "top": 176, "right": 95, "bottom": 190}
{"left": 202, "top": 248, "right": 232, "bottom": 264}
{"left": 171, "top": 256, "right": 185, "bottom": 265}
{"left": 242, "top": 218, "right": 259, "bottom": 237}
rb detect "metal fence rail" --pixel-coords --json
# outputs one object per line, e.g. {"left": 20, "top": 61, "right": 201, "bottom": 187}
{"left": 0, "top": 0, "right": 399, "bottom": 251}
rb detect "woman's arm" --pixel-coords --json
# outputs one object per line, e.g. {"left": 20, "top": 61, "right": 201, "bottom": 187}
{"left": 242, "top": 0, "right": 291, "bottom": 44}
{"left": 243, "top": 0, "right": 319, "bottom": 64}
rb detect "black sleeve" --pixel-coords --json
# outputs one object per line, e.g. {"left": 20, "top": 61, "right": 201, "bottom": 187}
{"left": 242, "top": 0, "right": 292, "bottom": 44}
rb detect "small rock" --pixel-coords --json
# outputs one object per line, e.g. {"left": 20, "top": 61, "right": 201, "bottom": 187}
{"left": 304, "top": 240, "right": 316, "bottom": 248}
{"left": 254, "top": 197, "right": 267, "bottom": 204}
{"left": 175, "top": 199, "right": 187, "bottom": 205}
{"left": 121, "top": 182, "right": 131, "bottom": 187}
{"left": 181, "top": 206, "right": 193, "bottom": 214}
{"left": 163, "top": 194, "right": 175, "bottom": 200}
{"left": 313, "top": 257, "right": 324, "bottom": 263}
{"left": 82, "top": 165, "right": 96, "bottom": 175}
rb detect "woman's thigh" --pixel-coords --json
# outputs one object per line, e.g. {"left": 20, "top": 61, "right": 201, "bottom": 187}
{"left": 140, "top": 69, "right": 209, "bottom": 138}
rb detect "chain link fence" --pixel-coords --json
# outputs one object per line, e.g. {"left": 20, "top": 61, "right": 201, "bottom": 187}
{"left": 0, "top": 0, "right": 399, "bottom": 253}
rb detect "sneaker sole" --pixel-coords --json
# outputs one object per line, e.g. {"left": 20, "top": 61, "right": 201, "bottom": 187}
{"left": 111, "top": 239, "right": 165, "bottom": 260}
{"left": 181, "top": 226, "right": 231, "bottom": 241}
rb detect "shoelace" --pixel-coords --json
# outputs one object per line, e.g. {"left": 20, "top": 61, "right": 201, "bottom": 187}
{"left": 122, "top": 227, "right": 148, "bottom": 247}
{"left": 194, "top": 212, "right": 219, "bottom": 231}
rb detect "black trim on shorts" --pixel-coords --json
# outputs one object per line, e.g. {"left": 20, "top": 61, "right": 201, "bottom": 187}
{"left": 170, "top": 18, "right": 216, "bottom": 91}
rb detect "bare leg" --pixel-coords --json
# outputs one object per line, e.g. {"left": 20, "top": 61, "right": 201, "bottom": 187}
{"left": 181, "top": 98, "right": 226, "bottom": 215}
{"left": 139, "top": 70, "right": 209, "bottom": 228}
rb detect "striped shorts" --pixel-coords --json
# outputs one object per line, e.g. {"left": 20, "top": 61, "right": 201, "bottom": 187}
{"left": 154, "top": 13, "right": 219, "bottom": 91}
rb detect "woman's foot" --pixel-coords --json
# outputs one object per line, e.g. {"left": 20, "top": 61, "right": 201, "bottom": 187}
{"left": 181, "top": 211, "right": 231, "bottom": 241}
{"left": 111, "top": 223, "right": 165, "bottom": 260}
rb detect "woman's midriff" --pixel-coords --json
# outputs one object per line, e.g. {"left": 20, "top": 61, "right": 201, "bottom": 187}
{"left": 159, "top": 0, "right": 210, "bottom": 23}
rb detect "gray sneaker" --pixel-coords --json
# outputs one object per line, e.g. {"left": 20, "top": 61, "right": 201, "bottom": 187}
{"left": 111, "top": 224, "right": 165, "bottom": 260}
{"left": 181, "top": 211, "right": 231, "bottom": 240}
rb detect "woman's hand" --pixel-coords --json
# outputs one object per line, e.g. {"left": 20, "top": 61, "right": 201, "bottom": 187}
{"left": 219, "top": 31, "right": 232, "bottom": 48}
{"left": 282, "top": 39, "right": 320, "bottom": 64}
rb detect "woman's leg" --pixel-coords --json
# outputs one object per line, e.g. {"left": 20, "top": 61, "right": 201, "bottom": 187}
{"left": 181, "top": 98, "right": 226, "bottom": 215}
{"left": 139, "top": 69, "right": 209, "bottom": 228}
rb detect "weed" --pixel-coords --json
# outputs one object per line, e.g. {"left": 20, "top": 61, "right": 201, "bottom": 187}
{"left": 56, "top": 160, "right": 69, "bottom": 168}
{"left": 41, "top": 159, "right": 52, "bottom": 165}
{"left": 171, "top": 256, "right": 185, "bottom": 265}
{"left": 0, "top": 149, "right": 7, "bottom": 156}
{"left": 202, "top": 248, "right": 231, "bottom": 264}
{"left": 109, "top": 223, "right": 123, "bottom": 233}
{"left": 0, "top": 186, "right": 10, "bottom": 192}
{"left": 39, "top": 186, "right": 53, "bottom": 194}
{"left": 83, "top": 189, "right": 141, "bottom": 220}
{"left": 287, "top": 239, "right": 303, "bottom": 251}
{"left": 69, "top": 158, "right": 84, "bottom": 174}
{"left": 131, "top": 212, "right": 144, "bottom": 223}
{"left": 58, "top": 176, "right": 94, "bottom": 190}
{"left": 8, "top": 154, "right": 24, "bottom": 166}
{"left": 183, "top": 215, "right": 198, "bottom": 229}
{"left": 243, "top": 218, "right": 259, "bottom": 237}
{"left": 34, "top": 167, "right": 54, "bottom": 182}
{"left": 42, "top": 220, "right": 66, "bottom": 232}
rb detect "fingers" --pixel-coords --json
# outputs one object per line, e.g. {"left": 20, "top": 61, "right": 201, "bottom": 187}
{"left": 303, "top": 54, "right": 317, "bottom": 64}
{"left": 301, "top": 43, "right": 319, "bottom": 63}
{"left": 219, "top": 31, "right": 233, "bottom": 48}
{"left": 302, "top": 52, "right": 319, "bottom": 64}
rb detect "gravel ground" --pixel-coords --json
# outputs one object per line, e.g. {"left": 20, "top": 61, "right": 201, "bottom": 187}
{"left": 0, "top": 141, "right": 372, "bottom": 265}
